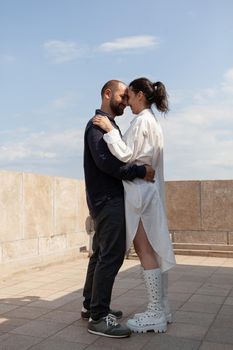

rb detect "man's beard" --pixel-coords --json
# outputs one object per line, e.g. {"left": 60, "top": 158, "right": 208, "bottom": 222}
{"left": 110, "top": 99, "right": 125, "bottom": 116}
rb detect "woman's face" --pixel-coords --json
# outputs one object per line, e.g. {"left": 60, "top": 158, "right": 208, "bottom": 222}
{"left": 128, "top": 87, "right": 140, "bottom": 114}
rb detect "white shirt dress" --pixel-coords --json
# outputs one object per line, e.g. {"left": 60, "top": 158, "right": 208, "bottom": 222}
{"left": 104, "top": 108, "right": 176, "bottom": 272}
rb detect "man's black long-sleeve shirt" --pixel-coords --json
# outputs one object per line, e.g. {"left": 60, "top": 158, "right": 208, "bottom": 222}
{"left": 84, "top": 109, "right": 146, "bottom": 218}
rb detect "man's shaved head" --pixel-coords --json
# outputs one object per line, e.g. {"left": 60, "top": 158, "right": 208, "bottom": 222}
{"left": 101, "top": 80, "right": 126, "bottom": 98}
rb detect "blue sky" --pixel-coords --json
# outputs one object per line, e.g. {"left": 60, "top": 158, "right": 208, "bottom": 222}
{"left": 1, "top": 0, "right": 233, "bottom": 180}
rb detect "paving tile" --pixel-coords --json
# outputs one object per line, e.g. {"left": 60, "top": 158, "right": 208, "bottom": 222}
{"left": 207, "top": 275, "right": 233, "bottom": 286}
{"left": 180, "top": 301, "right": 221, "bottom": 314}
{"left": 90, "top": 332, "right": 153, "bottom": 350}
{"left": 205, "top": 325, "right": 233, "bottom": 344}
{"left": 1, "top": 256, "right": 233, "bottom": 349}
{"left": 216, "top": 305, "right": 233, "bottom": 324}
{"left": 0, "top": 296, "right": 41, "bottom": 306}
{"left": 51, "top": 324, "right": 98, "bottom": 344}
{"left": 176, "top": 275, "right": 208, "bottom": 283}
{"left": 0, "top": 317, "right": 31, "bottom": 332}
{"left": 221, "top": 259, "right": 233, "bottom": 267}
{"left": 122, "top": 289, "right": 146, "bottom": 299}
{"left": 0, "top": 303, "right": 19, "bottom": 314}
{"left": 23, "top": 300, "right": 58, "bottom": 309}
{"left": 166, "top": 322, "right": 208, "bottom": 340}
{"left": 0, "top": 333, "right": 42, "bottom": 350}
{"left": 46, "top": 292, "right": 81, "bottom": 303}
{"left": 3, "top": 306, "right": 49, "bottom": 320}
{"left": 56, "top": 299, "right": 83, "bottom": 313}
{"left": 84, "top": 346, "right": 120, "bottom": 350}
{"left": 29, "top": 339, "right": 86, "bottom": 350}
{"left": 141, "top": 334, "right": 200, "bottom": 350}
{"left": 113, "top": 295, "right": 145, "bottom": 307}
{"left": 211, "top": 318, "right": 233, "bottom": 330}
{"left": 169, "top": 281, "right": 202, "bottom": 293}
{"left": 168, "top": 292, "right": 192, "bottom": 302}
{"left": 111, "top": 288, "right": 130, "bottom": 299}
{"left": 10, "top": 319, "right": 67, "bottom": 338}
{"left": 196, "top": 284, "right": 231, "bottom": 296}
{"left": 187, "top": 294, "right": 225, "bottom": 305}
{"left": 224, "top": 297, "right": 233, "bottom": 305}
{"left": 112, "top": 279, "right": 142, "bottom": 289}
{"left": 72, "top": 318, "right": 89, "bottom": 328}
{"left": 170, "top": 299, "right": 186, "bottom": 311}
{"left": 199, "top": 341, "right": 233, "bottom": 349}
{"left": 174, "top": 310, "right": 215, "bottom": 327}
{"left": 37, "top": 310, "right": 79, "bottom": 324}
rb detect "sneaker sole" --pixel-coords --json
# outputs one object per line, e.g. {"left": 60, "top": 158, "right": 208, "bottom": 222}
{"left": 127, "top": 322, "right": 167, "bottom": 334}
{"left": 88, "top": 329, "right": 130, "bottom": 338}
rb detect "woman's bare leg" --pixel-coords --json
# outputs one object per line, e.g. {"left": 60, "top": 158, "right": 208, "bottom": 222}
{"left": 133, "top": 219, "right": 159, "bottom": 269}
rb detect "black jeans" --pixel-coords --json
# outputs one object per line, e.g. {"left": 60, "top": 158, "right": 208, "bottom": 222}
{"left": 83, "top": 196, "right": 126, "bottom": 320}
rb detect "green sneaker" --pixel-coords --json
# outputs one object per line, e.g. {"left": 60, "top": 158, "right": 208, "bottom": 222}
{"left": 88, "top": 314, "right": 131, "bottom": 338}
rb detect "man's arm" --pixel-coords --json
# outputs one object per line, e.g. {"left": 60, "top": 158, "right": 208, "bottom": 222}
{"left": 87, "top": 125, "right": 149, "bottom": 181}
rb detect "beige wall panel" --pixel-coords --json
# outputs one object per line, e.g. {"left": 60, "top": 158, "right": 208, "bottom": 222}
{"left": 23, "top": 173, "right": 53, "bottom": 238}
{"left": 76, "top": 180, "right": 89, "bottom": 232}
{"left": 173, "top": 230, "right": 227, "bottom": 244}
{"left": 201, "top": 180, "right": 233, "bottom": 230}
{"left": 39, "top": 234, "right": 67, "bottom": 255}
{"left": 55, "top": 177, "right": 78, "bottom": 234}
{"left": 2, "top": 238, "right": 38, "bottom": 262}
{"left": 166, "top": 181, "right": 201, "bottom": 230}
{"left": 0, "top": 171, "right": 23, "bottom": 241}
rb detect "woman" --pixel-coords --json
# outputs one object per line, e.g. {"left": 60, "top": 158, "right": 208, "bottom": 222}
{"left": 93, "top": 77, "right": 176, "bottom": 333}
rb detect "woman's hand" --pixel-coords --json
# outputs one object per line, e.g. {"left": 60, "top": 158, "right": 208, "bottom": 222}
{"left": 92, "top": 115, "right": 114, "bottom": 132}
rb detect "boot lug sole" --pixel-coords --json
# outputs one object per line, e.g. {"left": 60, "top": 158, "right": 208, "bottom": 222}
{"left": 127, "top": 323, "right": 167, "bottom": 333}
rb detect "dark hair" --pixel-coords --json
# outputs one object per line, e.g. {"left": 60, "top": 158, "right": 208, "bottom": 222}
{"left": 101, "top": 80, "right": 125, "bottom": 98}
{"left": 129, "top": 77, "right": 169, "bottom": 113}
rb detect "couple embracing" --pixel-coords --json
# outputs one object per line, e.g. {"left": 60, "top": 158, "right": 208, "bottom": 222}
{"left": 82, "top": 77, "right": 176, "bottom": 338}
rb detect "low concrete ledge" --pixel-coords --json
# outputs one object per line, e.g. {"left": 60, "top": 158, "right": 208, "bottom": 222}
{"left": 1, "top": 171, "right": 233, "bottom": 274}
{"left": 0, "top": 170, "right": 89, "bottom": 276}
{"left": 166, "top": 180, "right": 233, "bottom": 258}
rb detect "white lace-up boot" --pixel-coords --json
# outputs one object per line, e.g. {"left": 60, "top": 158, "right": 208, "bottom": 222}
{"left": 134, "top": 269, "right": 172, "bottom": 324}
{"left": 162, "top": 271, "right": 172, "bottom": 323}
{"left": 127, "top": 268, "right": 167, "bottom": 333}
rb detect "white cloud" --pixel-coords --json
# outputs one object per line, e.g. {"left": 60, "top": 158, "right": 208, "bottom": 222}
{"left": 0, "top": 129, "right": 84, "bottom": 162}
{"left": 221, "top": 67, "right": 233, "bottom": 95}
{"left": 43, "top": 40, "right": 84, "bottom": 63}
{"left": 119, "top": 67, "right": 233, "bottom": 180}
{"left": 159, "top": 68, "right": 233, "bottom": 180}
{"left": 193, "top": 88, "right": 217, "bottom": 103}
{"left": 99, "top": 35, "right": 159, "bottom": 52}
{"left": 42, "top": 36, "right": 159, "bottom": 63}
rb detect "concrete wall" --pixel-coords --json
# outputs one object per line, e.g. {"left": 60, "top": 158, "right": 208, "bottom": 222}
{"left": 1, "top": 171, "right": 233, "bottom": 275}
{"left": 166, "top": 180, "right": 233, "bottom": 246}
{"left": 0, "top": 171, "right": 89, "bottom": 276}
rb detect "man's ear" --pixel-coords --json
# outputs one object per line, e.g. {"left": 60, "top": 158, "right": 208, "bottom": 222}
{"left": 104, "top": 88, "right": 112, "bottom": 100}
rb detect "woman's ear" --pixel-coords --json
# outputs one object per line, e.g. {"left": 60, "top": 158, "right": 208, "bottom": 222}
{"left": 138, "top": 90, "right": 144, "bottom": 101}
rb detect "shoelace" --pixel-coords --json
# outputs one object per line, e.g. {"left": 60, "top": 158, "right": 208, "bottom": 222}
{"left": 104, "top": 314, "right": 118, "bottom": 327}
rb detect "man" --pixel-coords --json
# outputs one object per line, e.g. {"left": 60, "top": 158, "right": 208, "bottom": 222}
{"left": 82, "top": 80, "right": 155, "bottom": 338}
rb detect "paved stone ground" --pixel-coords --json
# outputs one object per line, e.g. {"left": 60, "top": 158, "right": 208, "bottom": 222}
{"left": 1, "top": 255, "right": 233, "bottom": 349}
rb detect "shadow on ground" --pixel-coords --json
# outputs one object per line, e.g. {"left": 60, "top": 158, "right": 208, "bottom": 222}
{"left": 1, "top": 256, "right": 233, "bottom": 349}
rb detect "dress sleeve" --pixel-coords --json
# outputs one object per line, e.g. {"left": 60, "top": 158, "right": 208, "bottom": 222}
{"left": 103, "top": 119, "right": 147, "bottom": 163}
{"left": 86, "top": 125, "right": 146, "bottom": 180}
